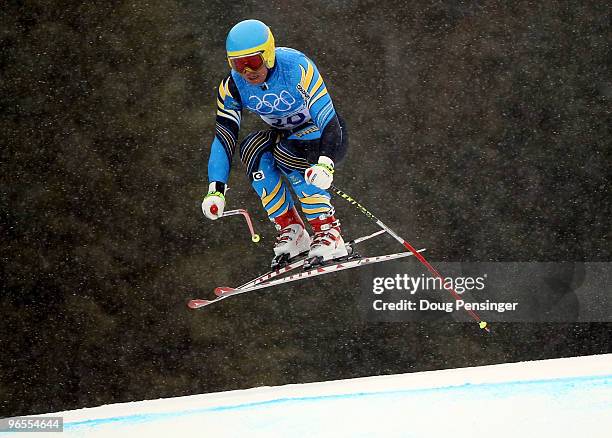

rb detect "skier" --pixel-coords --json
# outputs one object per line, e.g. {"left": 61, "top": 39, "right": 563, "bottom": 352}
{"left": 202, "top": 19, "right": 350, "bottom": 269}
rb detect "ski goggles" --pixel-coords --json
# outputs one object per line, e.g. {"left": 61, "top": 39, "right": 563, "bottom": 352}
{"left": 228, "top": 52, "right": 265, "bottom": 73}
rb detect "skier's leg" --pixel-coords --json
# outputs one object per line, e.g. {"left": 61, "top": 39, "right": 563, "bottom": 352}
{"left": 286, "top": 170, "right": 348, "bottom": 263}
{"left": 274, "top": 123, "right": 349, "bottom": 264}
{"left": 239, "top": 130, "right": 310, "bottom": 267}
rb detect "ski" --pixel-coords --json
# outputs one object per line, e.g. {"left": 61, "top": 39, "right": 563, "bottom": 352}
{"left": 187, "top": 248, "right": 425, "bottom": 310}
{"left": 231, "top": 229, "right": 387, "bottom": 292}
{"left": 235, "top": 254, "right": 310, "bottom": 290}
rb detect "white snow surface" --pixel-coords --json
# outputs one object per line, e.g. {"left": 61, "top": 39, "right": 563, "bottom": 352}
{"left": 9, "top": 354, "right": 612, "bottom": 437}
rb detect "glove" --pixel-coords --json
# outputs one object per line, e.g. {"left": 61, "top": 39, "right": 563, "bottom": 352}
{"left": 202, "top": 182, "right": 226, "bottom": 220}
{"left": 305, "top": 156, "right": 334, "bottom": 190}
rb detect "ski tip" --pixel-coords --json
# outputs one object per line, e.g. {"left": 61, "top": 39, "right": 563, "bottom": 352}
{"left": 214, "top": 286, "right": 235, "bottom": 297}
{"left": 187, "top": 299, "right": 211, "bottom": 309}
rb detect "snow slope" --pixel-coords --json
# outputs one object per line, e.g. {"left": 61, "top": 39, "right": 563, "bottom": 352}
{"left": 6, "top": 354, "right": 611, "bottom": 437}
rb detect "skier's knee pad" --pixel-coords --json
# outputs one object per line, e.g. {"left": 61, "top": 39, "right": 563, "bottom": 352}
{"left": 286, "top": 171, "right": 334, "bottom": 220}
{"left": 251, "top": 152, "right": 294, "bottom": 220}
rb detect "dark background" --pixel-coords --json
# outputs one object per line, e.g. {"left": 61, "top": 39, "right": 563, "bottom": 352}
{"left": 1, "top": 0, "right": 610, "bottom": 416}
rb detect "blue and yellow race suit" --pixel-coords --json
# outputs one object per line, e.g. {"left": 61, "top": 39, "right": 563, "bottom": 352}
{"left": 207, "top": 47, "right": 348, "bottom": 221}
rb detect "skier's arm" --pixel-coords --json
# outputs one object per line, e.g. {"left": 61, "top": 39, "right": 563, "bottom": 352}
{"left": 318, "top": 114, "right": 343, "bottom": 161}
{"left": 208, "top": 75, "right": 242, "bottom": 184}
{"left": 298, "top": 58, "right": 343, "bottom": 189}
{"left": 203, "top": 75, "right": 242, "bottom": 220}
{"left": 298, "top": 57, "right": 342, "bottom": 161}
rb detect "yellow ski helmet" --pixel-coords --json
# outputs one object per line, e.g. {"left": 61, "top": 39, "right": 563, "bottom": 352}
{"left": 226, "top": 20, "right": 276, "bottom": 70}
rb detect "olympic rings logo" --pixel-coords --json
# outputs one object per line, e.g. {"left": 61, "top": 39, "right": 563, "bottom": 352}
{"left": 247, "top": 90, "right": 296, "bottom": 114}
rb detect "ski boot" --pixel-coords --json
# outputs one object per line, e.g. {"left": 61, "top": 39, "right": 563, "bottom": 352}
{"left": 271, "top": 206, "right": 311, "bottom": 270}
{"left": 304, "top": 215, "right": 349, "bottom": 269}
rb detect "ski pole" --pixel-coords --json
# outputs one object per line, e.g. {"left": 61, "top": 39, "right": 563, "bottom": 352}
{"left": 330, "top": 185, "right": 490, "bottom": 332}
{"left": 220, "top": 209, "right": 261, "bottom": 243}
